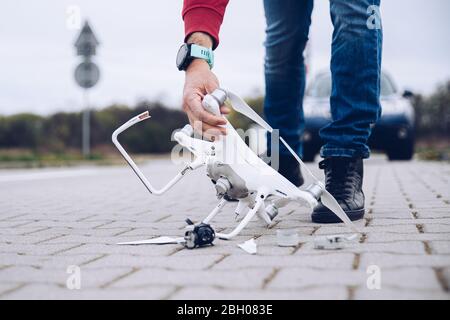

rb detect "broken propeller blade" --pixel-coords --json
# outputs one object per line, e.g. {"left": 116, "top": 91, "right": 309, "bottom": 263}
{"left": 117, "top": 236, "right": 185, "bottom": 245}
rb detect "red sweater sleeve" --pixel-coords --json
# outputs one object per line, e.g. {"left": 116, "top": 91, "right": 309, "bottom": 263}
{"left": 182, "top": 0, "right": 229, "bottom": 49}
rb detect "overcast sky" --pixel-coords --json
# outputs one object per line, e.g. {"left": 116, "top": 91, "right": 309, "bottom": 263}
{"left": 1, "top": 0, "right": 449, "bottom": 115}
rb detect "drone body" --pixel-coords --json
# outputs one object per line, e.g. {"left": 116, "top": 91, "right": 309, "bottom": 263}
{"left": 112, "top": 89, "right": 359, "bottom": 247}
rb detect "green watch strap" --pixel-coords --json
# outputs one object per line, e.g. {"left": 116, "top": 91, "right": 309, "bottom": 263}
{"left": 190, "top": 44, "right": 214, "bottom": 69}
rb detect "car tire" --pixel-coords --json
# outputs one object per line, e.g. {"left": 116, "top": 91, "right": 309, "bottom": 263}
{"left": 387, "top": 139, "right": 414, "bottom": 161}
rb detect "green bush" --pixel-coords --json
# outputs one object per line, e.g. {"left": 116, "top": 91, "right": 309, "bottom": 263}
{"left": 0, "top": 101, "right": 188, "bottom": 154}
{"left": 0, "top": 113, "right": 44, "bottom": 149}
{"left": 412, "top": 81, "right": 450, "bottom": 138}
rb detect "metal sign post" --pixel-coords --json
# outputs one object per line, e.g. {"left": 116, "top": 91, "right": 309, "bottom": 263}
{"left": 74, "top": 21, "right": 100, "bottom": 158}
{"left": 82, "top": 90, "right": 90, "bottom": 156}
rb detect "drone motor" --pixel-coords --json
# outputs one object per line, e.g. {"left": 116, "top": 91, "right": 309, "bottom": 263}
{"left": 184, "top": 219, "right": 216, "bottom": 249}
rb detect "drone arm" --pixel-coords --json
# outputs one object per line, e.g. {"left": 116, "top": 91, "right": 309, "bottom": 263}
{"left": 112, "top": 112, "right": 203, "bottom": 196}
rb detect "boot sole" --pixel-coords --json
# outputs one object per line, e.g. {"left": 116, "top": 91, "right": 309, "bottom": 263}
{"left": 311, "top": 208, "right": 365, "bottom": 224}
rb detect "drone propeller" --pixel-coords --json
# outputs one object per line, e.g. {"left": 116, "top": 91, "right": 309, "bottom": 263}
{"left": 227, "top": 91, "right": 273, "bottom": 133}
{"left": 223, "top": 90, "right": 360, "bottom": 233}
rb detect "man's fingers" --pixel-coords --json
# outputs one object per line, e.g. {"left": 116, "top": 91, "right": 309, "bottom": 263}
{"left": 220, "top": 105, "right": 231, "bottom": 114}
{"left": 184, "top": 86, "right": 229, "bottom": 140}
{"left": 199, "top": 109, "right": 227, "bottom": 126}
{"left": 189, "top": 99, "right": 226, "bottom": 126}
{"left": 205, "top": 82, "right": 219, "bottom": 95}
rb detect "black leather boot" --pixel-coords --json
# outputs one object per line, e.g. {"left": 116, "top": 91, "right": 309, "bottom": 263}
{"left": 312, "top": 157, "right": 365, "bottom": 223}
{"left": 278, "top": 154, "right": 304, "bottom": 187}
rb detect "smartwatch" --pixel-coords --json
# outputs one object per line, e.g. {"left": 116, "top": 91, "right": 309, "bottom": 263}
{"left": 176, "top": 43, "right": 214, "bottom": 71}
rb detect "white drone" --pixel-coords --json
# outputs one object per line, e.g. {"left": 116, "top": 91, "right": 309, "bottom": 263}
{"left": 112, "top": 89, "right": 359, "bottom": 249}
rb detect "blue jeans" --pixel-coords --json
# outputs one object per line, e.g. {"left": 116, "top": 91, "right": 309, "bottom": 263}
{"left": 264, "top": 0, "right": 382, "bottom": 159}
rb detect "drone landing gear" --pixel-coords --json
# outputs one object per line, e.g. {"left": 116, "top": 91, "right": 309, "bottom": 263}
{"left": 216, "top": 189, "right": 269, "bottom": 240}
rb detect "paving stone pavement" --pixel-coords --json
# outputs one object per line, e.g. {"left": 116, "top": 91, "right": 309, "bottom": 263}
{"left": 0, "top": 156, "right": 449, "bottom": 300}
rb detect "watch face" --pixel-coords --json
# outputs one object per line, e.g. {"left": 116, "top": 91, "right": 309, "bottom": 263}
{"left": 176, "top": 44, "right": 189, "bottom": 70}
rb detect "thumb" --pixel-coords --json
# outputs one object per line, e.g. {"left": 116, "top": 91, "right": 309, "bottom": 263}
{"left": 205, "top": 79, "right": 219, "bottom": 95}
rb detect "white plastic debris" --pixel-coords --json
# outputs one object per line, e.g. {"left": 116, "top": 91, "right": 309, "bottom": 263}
{"left": 238, "top": 238, "right": 257, "bottom": 254}
{"left": 313, "top": 233, "right": 358, "bottom": 250}
{"left": 117, "top": 236, "right": 185, "bottom": 245}
{"left": 276, "top": 229, "right": 299, "bottom": 247}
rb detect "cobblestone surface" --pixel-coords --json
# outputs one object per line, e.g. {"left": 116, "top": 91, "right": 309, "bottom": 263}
{"left": 0, "top": 157, "right": 449, "bottom": 299}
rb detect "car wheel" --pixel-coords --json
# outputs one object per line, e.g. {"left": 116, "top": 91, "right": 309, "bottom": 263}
{"left": 387, "top": 139, "right": 414, "bottom": 161}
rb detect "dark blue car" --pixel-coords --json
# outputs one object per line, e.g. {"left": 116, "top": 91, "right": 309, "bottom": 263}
{"left": 302, "top": 71, "right": 415, "bottom": 162}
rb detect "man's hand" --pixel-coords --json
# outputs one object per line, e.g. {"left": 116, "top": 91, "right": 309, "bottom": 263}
{"left": 182, "top": 32, "right": 230, "bottom": 140}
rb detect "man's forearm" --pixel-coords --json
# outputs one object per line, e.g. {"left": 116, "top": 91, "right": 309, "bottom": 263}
{"left": 182, "top": 0, "right": 229, "bottom": 49}
{"left": 186, "top": 32, "right": 213, "bottom": 49}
